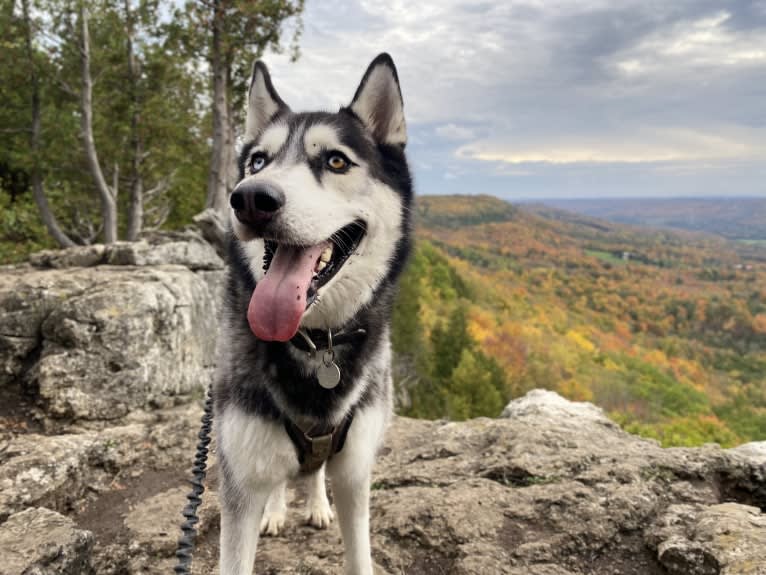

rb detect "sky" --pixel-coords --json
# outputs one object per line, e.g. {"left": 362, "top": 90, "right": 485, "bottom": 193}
{"left": 262, "top": 0, "right": 766, "bottom": 200}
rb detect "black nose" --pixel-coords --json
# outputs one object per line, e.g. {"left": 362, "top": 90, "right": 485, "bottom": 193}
{"left": 230, "top": 182, "right": 285, "bottom": 224}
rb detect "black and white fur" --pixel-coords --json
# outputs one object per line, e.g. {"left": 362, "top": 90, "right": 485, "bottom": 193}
{"left": 214, "top": 54, "right": 412, "bottom": 574}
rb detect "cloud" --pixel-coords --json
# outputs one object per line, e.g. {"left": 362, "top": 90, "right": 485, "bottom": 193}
{"left": 435, "top": 124, "right": 477, "bottom": 141}
{"left": 610, "top": 10, "right": 766, "bottom": 78}
{"left": 457, "top": 126, "right": 766, "bottom": 165}
{"left": 262, "top": 0, "right": 766, "bottom": 197}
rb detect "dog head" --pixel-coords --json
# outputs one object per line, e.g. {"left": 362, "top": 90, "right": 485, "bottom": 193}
{"left": 231, "top": 53, "right": 412, "bottom": 342}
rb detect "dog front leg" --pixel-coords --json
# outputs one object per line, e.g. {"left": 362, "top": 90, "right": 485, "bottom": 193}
{"left": 260, "top": 480, "right": 287, "bottom": 536}
{"left": 306, "top": 464, "right": 334, "bottom": 529}
{"left": 219, "top": 485, "right": 270, "bottom": 575}
{"left": 332, "top": 472, "right": 373, "bottom": 575}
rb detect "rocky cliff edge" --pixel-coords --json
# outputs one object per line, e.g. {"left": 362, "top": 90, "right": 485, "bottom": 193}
{"left": 1, "top": 241, "right": 765, "bottom": 575}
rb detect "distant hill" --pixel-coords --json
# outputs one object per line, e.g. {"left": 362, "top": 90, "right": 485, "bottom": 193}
{"left": 536, "top": 197, "right": 766, "bottom": 241}
{"left": 393, "top": 194, "right": 766, "bottom": 448}
{"left": 416, "top": 194, "right": 518, "bottom": 228}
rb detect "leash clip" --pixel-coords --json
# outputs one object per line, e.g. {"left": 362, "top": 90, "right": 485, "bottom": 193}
{"left": 317, "top": 328, "right": 341, "bottom": 389}
{"left": 323, "top": 329, "right": 335, "bottom": 366}
{"left": 296, "top": 328, "right": 341, "bottom": 389}
{"left": 297, "top": 329, "right": 318, "bottom": 359}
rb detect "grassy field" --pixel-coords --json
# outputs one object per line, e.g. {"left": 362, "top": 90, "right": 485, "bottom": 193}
{"left": 585, "top": 249, "right": 628, "bottom": 265}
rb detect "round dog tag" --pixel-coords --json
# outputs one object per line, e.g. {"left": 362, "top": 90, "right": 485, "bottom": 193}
{"left": 317, "top": 362, "right": 341, "bottom": 389}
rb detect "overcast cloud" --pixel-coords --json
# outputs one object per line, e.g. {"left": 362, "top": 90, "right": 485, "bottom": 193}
{"left": 262, "top": 0, "right": 766, "bottom": 199}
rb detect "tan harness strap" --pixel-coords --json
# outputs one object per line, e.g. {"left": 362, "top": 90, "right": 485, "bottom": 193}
{"left": 283, "top": 412, "right": 355, "bottom": 474}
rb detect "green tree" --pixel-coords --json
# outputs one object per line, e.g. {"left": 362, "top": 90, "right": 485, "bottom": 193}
{"left": 171, "top": 0, "right": 304, "bottom": 213}
{"left": 430, "top": 304, "right": 473, "bottom": 382}
{"left": 443, "top": 349, "right": 506, "bottom": 420}
{"left": 0, "top": 0, "right": 220, "bottom": 254}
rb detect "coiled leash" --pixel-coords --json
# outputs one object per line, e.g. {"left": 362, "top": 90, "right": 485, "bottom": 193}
{"left": 173, "top": 384, "right": 214, "bottom": 574}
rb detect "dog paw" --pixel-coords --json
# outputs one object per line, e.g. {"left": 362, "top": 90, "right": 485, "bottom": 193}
{"left": 305, "top": 501, "right": 334, "bottom": 529}
{"left": 260, "top": 510, "right": 286, "bottom": 536}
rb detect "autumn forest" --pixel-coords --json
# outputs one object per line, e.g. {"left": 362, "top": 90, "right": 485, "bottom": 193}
{"left": 392, "top": 195, "right": 766, "bottom": 447}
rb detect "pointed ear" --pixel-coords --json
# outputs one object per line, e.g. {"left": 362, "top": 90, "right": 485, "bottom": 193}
{"left": 245, "top": 61, "right": 289, "bottom": 140}
{"left": 349, "top": 53, "right": 406, "bottom": 146}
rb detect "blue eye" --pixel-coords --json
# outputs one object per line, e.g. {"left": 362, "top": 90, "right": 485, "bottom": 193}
{"left": 251, "top": 153, "right": 267, "bottom": 173}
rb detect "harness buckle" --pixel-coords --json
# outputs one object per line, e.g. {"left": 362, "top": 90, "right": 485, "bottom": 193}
{"left": 307, "top": 432, "right": 333, "bottom": 461}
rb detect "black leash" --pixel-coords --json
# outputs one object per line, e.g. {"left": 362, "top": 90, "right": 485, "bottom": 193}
{"left": 174, "top": 384, "right": 214, "bottom": 574}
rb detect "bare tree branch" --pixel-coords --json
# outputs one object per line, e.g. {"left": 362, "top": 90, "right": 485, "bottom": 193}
{"left": 144, "top": 170, "right": 176, "bottom": 201}
{"left": 78, "top": 4, "right": 118, "bottom": 243}
{"left": 143, "top": 202, "right": 171, "bottom": 232}
{"left": 124, "top": 0, "right": 143, "bottom": 241}
{"left": 21, "top": 0, "right": 76, "bottom": 249}
{"left": 205, "top": 0, "right": 231, "bottom": 214}
{"left": 54, "top": 76, "right": 78, "bottom": 97}
{"left": 193, "top": 208, "right": 228, "bottom": 257}
{"left": 70, "top": 204, "right": 101, "bottom": 245}
{"left": 112, "top": 162, "right": 119, "bottom": 200}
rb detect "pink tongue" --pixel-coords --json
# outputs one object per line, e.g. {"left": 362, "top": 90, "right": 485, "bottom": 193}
{"left": 248, "top": 243, "right": 329, "bottom": 342}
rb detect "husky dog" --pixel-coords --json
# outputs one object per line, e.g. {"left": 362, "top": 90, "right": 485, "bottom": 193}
{"left": 213, "top": 53, "right": 412, "bottom": 575}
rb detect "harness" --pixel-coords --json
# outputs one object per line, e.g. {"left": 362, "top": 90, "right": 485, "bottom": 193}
{"left": 284, "top": 326, "right": 366, "bottom": 473}
{"left": 283, "top": 412, "right": 355, "bottom": 473}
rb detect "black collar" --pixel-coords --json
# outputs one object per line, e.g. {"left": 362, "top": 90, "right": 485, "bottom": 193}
{"left": 289, "top": 327, "right": 367, "bottom": 356}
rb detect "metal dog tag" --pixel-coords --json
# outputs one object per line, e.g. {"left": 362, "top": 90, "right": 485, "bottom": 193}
{"left": 316, "top": 330, "right": 341, "bottom": 389}
{"left": 317, "top": 361, "right": 341, "bottom": 389}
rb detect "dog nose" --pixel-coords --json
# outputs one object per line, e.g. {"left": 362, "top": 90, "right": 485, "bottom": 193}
{"left": 230, "top": 182, "right": 285, "bottom": 224}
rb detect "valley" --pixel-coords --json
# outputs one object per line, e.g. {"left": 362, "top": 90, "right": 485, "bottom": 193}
{"left": 392, "top": 195, "right": 766, "bottom": 447}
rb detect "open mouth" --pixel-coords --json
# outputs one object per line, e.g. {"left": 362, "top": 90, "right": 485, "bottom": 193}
{"left": 247, "top": 220, "right": 367, "bottom": 342}
{"left": 263, "top": 220, "right": 367, "bottom": 307}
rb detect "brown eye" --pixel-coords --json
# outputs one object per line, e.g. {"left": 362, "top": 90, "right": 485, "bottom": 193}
{"left": 326, "top": 153, "right": 350, "bottom": 172}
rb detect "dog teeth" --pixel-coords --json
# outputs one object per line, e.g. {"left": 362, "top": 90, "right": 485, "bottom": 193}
{"left": 313, "top": 246, "right": 333, "bottom": 275}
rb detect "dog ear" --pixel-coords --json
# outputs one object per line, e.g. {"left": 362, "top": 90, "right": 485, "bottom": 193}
{"left": 246, "top": 61, "right": 289, "bottom": 140}
{"left": 349, "top": 53, "right": 406, "bottom": 147}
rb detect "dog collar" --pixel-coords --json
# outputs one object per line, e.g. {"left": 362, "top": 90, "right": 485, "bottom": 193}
{"left": 290, "top": 327, "right": 367, "bottom": 389}
{"left": 290, "top": 327, "right": 367, "bottom": 356}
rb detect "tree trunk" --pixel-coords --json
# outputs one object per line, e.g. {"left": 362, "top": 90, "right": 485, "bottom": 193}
{"left": 124, "top": 0, "right": 143, "bottom": 241}
{"left": 225, "top": 65, "right": 238, "bottom": 193}
{"left": 79, "top": 4, "right": 118, "bottom": 243}
{"left": 205, "top": 0, "right": 230, "bottom": 214}
{"left": 22, "top": 0, "right": 75, "bottom": 248}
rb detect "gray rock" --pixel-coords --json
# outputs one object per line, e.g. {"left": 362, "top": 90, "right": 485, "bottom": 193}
{"left": 104, "top": 240, "right": 223, "bottom": 271}
{"left": 192, "top": 208, "right": 228, "bottom": 258}
{"left": 0, "top": 333, "right": 38, "bottom": 387}
{"left": 0, "top": 404, "right": 203, "bottom": 521}
{"left": 28, "top": 239, "right": 223, "bottom": 272}
{"left": 647, "top": 502, "right": 766, "bottom": 575}
{"left": 0, "top": 507, "right": 93, "bottom": 575}
{"left": 29, "top": 245, "right": 108, "bottom": 269}
{"left": 124, "top": 485, "right": 218, "bottom": 557}
{"left": 91, "top": 390, "right": 759, "bottom": 575}
{"left": 5, "top": 371, "right": 766, "bottom": 575}
{"left": 0, "top": 269, "right": 89, "bottom": 387}
{"left": 124, "top": 487, "right": 189, "bottom": 556}
{"left": 0, "top": 265, "right": 219, "bottom": 420}
{"left": 728, "top": 442, "right": 766, "bottom": 465}
{"left": 0, "top": 431, "right": 100, "bottom": 522}
{"left": 501, "top": 388, "right": 615, "bottom": 427}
